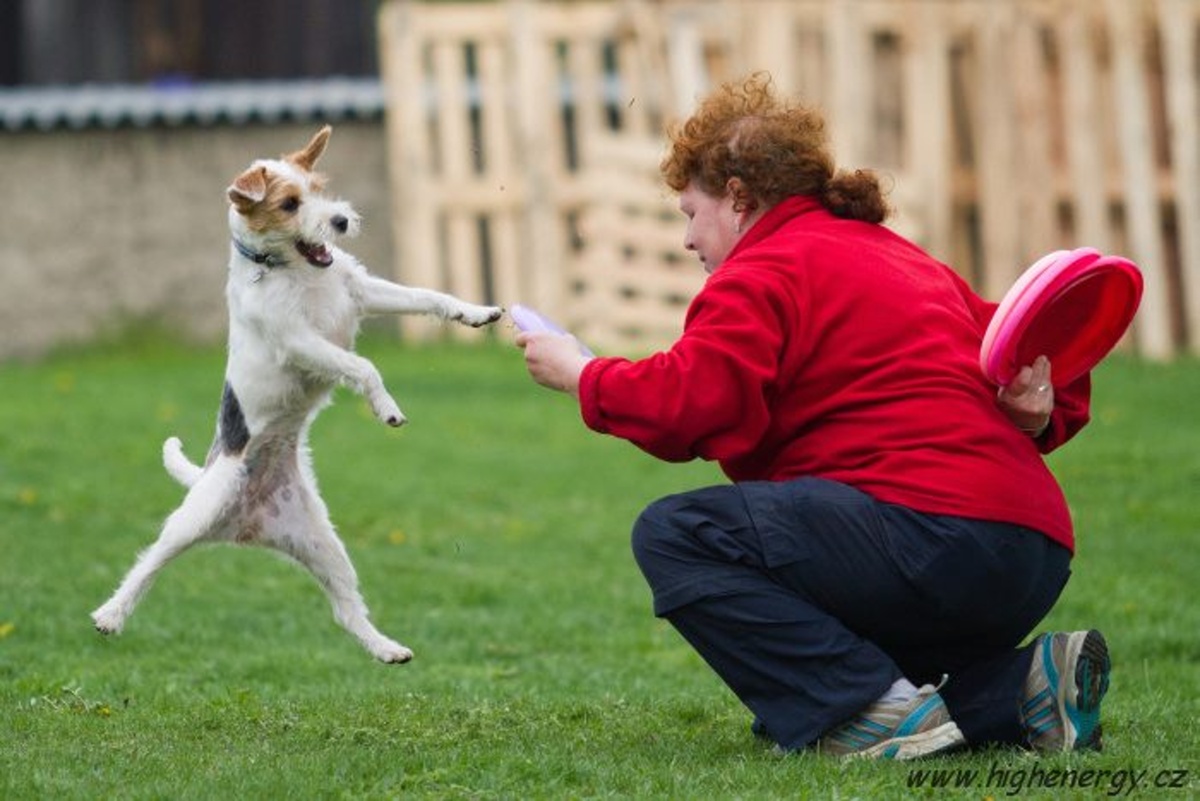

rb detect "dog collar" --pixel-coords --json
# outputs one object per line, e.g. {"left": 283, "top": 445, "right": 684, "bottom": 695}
{"left": 232, "top": 238, "right": 289, "bottom": 273}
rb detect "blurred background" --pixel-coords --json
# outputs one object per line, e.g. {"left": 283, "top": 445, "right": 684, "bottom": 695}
{"left": 1, "top": 0, "right": 1197, "bottom": 361}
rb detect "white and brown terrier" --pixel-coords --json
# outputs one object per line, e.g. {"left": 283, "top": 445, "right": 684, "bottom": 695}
{"left": 91, "top": 126, "right": 502, "bottom": 663}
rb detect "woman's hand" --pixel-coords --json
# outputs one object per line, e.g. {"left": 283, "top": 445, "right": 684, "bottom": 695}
{"left": 996, "top": 355, "right": 1053, "bottom": 436}
{"left": 515, "top": 331, "right": 593, "bottom": 397}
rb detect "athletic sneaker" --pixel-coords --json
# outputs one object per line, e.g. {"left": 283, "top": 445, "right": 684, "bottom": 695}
{"left": 816, "top": 684, "right": 966, "bottom": 760}
{"left": 1022, "top": 630, "right": 1111, "bottom": 752}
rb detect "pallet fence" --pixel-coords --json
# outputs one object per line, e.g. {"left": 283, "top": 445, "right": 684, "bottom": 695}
{"left": 378, "top": 0, "right": 1200, "bottom": 358}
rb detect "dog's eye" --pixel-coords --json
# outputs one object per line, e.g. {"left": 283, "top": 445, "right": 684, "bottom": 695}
{"left": 280, "top": 197, "right": 301, "bottom": 213}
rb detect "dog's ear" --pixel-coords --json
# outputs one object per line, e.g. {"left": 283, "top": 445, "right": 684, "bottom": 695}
{"left": 227, "top": 166, "right": 269, "bottom": 209}
{"left": 287, "top": 125, "right": 332, "bottom": 171}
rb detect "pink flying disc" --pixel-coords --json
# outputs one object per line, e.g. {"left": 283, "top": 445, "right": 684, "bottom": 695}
{"left": 511, "top": 304, "right": 594, "bottom": 356}
{"left": 980, "top": 248, "right": 1143, "bottom": 386}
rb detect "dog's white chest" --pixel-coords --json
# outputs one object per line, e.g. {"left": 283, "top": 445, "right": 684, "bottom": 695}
{"left": 303, "top": 275, "right": 360, "bottom": 348}
{"left": 231, "top": 263, "right": 361, "bottom": 349}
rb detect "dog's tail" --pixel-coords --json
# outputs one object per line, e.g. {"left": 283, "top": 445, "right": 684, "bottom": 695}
{"left": 163, "top": 436, "right": 204, "bottom": 488}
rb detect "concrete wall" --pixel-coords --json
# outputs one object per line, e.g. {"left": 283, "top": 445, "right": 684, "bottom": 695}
{"left": 0, "top": 120, "right": 393, "bottom": 360}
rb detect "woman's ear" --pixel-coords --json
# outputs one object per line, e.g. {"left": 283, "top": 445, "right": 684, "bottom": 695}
{"left": 726, "top": 177, "right": 757, "bottom": 215}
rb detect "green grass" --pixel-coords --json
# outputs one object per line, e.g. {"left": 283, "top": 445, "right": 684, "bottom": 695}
{"left": 1, "top": 334, "right": 1196, "bottom": 799}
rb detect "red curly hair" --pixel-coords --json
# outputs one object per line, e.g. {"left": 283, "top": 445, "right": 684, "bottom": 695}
{"left": 660, "top": 73, "right": 890, "bottom": 223}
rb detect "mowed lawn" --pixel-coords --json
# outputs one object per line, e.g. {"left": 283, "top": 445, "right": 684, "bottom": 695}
{"left": 1, "top": 333, "right": 1197, "bottom": 799}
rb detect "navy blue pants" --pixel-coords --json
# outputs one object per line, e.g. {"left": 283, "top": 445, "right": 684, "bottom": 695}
{"left": 631, "top": 478, "right": 1071, "bottom": 751}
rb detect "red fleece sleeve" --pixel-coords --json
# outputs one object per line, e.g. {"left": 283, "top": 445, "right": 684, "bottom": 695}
{"left": 578, "top": 275, "right": 788, "bottom": 464}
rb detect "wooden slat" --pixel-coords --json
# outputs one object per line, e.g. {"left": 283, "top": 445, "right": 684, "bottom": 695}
{"left": 508, "top": 0, "right": 565, "bottom": 313}
{"left": 902, "top": 0, "right": 953, "bottom": 261}
{"left": 565, "top": 34, "right": 608, "bottom": 168}
{"left": 475, "top": 39, "right": 523, "bottom": 309}
{"left": 975, "top": 1, "right": 1022, "bottom": 299}
{"left": 1012, "top": 11, "right": 1059, "bottom": 263}
{"left": 614, "top": 0, "right": 668, "bottom": 129}
{"left": 432, "top": 38, "right": 484, "bottom": 341}
{"left": 399, "top": 2, "right": 507, "bottom": 38}
{"left": 791, "top": 2, "right": 829, "bottom": 109}
{"left": 378, "top": 0, "right": 440, "bottom": 339}
{"left": 1159, "top": 0, "right": 1200, "bottom": 354}
{"left": 665, "top": 7, "right": 708, "bottom": 115}
{"left": 1059, "top": 0, "right": 1110, "bottom": 253}
{"left": 826, "top": 0, "right": 869, "bottom": 169}
{"left": 1106, "top": 0, "right": 1172, "bottom": 358}
{"left": 741, "top": 1, "right": 804, "bottom": 96}
{"left": 614, "top": 19, "right": 655, "bottom": 136}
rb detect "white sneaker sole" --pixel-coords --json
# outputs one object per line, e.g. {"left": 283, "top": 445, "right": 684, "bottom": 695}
{"left": 851, "top": 721, "right": 966, "bottom": 760}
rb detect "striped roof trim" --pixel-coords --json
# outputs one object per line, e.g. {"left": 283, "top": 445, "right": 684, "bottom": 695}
{"left": 0, "top": 77, "right": 384, "bottom": 131}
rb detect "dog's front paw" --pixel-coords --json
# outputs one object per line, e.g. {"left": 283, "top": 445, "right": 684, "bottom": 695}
{"left": 456, "top": 304, "right": 504, "bottom": 328}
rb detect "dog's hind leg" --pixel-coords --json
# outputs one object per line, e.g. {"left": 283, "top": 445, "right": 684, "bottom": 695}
{"left": 264, "top": 492, "right": 413, "bottom": 663}
{"left": 91, "top": 458, "right": 242, "bottom": 634}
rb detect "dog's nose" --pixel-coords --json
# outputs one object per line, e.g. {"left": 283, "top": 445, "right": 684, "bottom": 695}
{"left": 332, "top": 215, "right": 349, "bottom": 233}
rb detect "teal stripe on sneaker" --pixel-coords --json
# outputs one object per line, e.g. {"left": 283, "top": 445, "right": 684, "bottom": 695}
{"left": 891, "top": 694, "right": 942, "bottom": 739}
{"left": 1042, "top": 640, "right": 1061, "bottom": 696}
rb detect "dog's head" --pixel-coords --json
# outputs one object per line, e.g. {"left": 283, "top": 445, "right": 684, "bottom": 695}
{"left": 226, "top": 125, "right": 360, "bottom": 268}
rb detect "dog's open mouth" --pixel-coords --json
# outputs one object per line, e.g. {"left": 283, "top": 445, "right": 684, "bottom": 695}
{"left": 295, "top": 239, "right": 333, "bottom": 268}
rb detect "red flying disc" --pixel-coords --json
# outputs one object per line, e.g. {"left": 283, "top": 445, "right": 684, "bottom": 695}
{"left": 980, "top": 248, "right": 1143, "bottom": 386}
